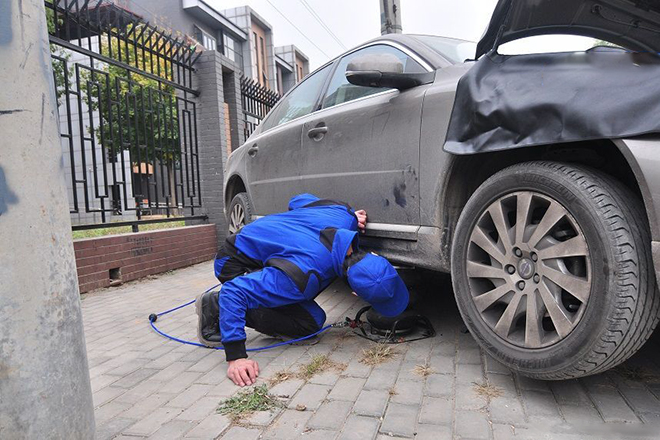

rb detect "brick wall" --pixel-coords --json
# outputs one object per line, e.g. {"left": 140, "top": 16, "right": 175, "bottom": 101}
{"left": 74, "top": 225, "right": 217, "bottom": 293}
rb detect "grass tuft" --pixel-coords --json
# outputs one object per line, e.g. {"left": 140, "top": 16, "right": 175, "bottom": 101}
{"left": 472, "top": 381, "right": 503, "bottom": 400}
{"left": 359, "top": 344, "right": 397, "bottom": 366}
{"left": 297, "top": 354, "right": 344, "bottom": 381}
{"left": 217, "top": 384, "right": 281, "bottom": 422}
{"left": 412, "top": 364, "right": 435, "bottom": 378}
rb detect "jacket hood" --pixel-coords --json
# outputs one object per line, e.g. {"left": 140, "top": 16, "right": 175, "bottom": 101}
{"left": 288, "top": 193, "right": 320, "bottom": 210}
{"left": 477, "top": 0, "right": 660, "bottom": 59}
{"left": 331, "top": 229, "right": 358, "bottom": 277}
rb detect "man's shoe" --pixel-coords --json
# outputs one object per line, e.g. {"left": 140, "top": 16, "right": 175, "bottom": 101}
{"left": 196, "top": 290, "right": 223, "bottom": 347}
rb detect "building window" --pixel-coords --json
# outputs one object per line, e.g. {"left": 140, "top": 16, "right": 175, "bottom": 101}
{"left": 194, "top": 26, "right": 217, "bottom": 51}
{"left": 253, "top": 32, "right": 259, "bottom": 83}
{"left": 260, "top": 36, "right": 267, "bottom": 86}
{"left": 219, "top": 30, "right": 243, "bottom": 66}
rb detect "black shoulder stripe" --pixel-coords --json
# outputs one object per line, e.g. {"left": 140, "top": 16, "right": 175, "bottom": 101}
{"left": 222, "top": 233, "right": 263, "bottom": 270}
{"left": 301, "top": 199, "right": 353, "bottom": 211}
{"left": 319, "top": 227, "right": 337, "bottom": 252}
{"left": 266, "top": 258, "right": 321, "bottom": 293}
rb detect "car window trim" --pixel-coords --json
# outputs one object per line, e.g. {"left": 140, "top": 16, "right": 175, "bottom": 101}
{"left": 257, "top": 41, "right": 433, "bottom": 138}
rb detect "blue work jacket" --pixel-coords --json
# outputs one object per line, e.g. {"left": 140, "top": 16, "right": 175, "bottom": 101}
{"left": 214, "top": 194, "right": 359, "bottom": 357}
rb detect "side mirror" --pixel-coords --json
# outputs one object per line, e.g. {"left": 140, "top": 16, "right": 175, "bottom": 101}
{"left": 345, "top": 53, "right": 434, "bottom": 90}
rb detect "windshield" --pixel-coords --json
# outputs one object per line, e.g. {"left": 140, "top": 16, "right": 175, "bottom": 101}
{"left": 411, "top": 35, "right": 476, "bottom": 64}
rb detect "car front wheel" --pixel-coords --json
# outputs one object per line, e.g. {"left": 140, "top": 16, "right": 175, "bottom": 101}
{"left": 451, "top": 161, "right": 660, "bottom": 379}
{"left": 227, "top": 192, "right": 254, "bottom": 234}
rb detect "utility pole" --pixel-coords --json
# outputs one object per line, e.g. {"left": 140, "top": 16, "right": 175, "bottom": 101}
{"left": 0, "top": 0, "right": 96, "bottom": 438}
{"left": 380, "top": 0, "right": 402, "bottom": 35}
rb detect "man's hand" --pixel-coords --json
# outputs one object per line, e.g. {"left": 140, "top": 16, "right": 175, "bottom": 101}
{"left": 227, "top": 358, "right": 259, "bottom": 387}
{"left": 355, "top": 210, "right": 367, "bottom": 232}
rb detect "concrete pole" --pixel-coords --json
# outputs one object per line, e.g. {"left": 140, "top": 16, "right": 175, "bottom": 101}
{"left": 380, "top": 0, "right": 402, "bottom": 35}
{"left": 0, "top": 1, "right": 96, "bottom": 439}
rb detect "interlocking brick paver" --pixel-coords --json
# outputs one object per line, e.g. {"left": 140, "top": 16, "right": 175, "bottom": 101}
{"left": 489, "top": 396, "right": 526, "bottom": 425}
{"left": 391, "top": 379, "right": 424, "bottom": 405}
{"left": 588, "top": 385, "right": 641, "bottom": 423}
{"left": 353, "top": 389, "right": 390, "bottom": 417}
{"left": 328, "top": 377, "right": 366, "bottom": 401}
{"left": 419, "top": 396, "right": 451, "bottom": 426}
{"left": 425, "top": 373, "right": 453, "bottom": 398}
{"left": 455, "top": 410, "right": 490, "bottom": 439}
{"left": 123, "top": 406, "right": 182, "bottom": 436}
{"left": 263, "top": 409, "right": 313, "bottom": 439}
{"left": 415, "top": 423, "right": 452, "bottom": 440}
{"left": 364, "top": 368, "right": 397, "bottom": 390}
{"left": 308, "top": 400, "right": 353, "bottom": 430}
{"left": 288, "top": 383, "right": 331, "bottom": 410}
{"left": 146, "top": 420, "right": 194, "bottom": 440}
{"left": 338, "top": 414, "right": 380, "bottom": 440}
{"left": 219, "top": 426, "right": 262, "bottom": 440}
{"left": 81, "top": 262, "right": 660, "bottom": 440}
{"left": 380, "top": 403, "right": 419, "bottom": 438}
{"left": 184, "top": 413, "right": 230, "bottom": 439}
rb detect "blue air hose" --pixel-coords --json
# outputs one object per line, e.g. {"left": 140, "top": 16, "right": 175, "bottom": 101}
{"left": 148, "top": 284, "right": 334, "bottom": 351}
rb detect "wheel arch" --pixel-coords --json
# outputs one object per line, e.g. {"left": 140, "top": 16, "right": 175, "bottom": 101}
{"left": 225, "top": 174, "right": 247, "bottom": 210}
{"left": 440, "top": 139, "right": 657, "bottom": 255}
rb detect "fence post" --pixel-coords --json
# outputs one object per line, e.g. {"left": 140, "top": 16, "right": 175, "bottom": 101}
{"left": 0, "top": 0, "right": 95, "bottom": 438}
{"left": 195, "top": 50, "right": 231, "bottom": 247}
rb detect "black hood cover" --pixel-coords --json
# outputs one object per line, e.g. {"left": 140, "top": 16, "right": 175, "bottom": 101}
{"left": 477, "top": 0, "right": 660, "bottom": 59}
{"left": 444, "top": 49, "right": 660, "bottom": 155}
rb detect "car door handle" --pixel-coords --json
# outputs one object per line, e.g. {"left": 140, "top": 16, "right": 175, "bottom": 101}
{"left": 248, "top": 145, "right": 259, "bottom": 157}
{"left": 307, "top": 126, "right": 328, "bottom": 140}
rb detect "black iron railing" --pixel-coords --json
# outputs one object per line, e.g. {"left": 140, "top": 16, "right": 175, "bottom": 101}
{"left": 240, "top": 75, "right": 280, "bottom": 140}
{"left": 46, "top": 0, "right": 206, "bottom": 230}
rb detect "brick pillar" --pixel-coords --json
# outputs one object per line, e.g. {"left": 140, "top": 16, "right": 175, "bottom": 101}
{"left": 222, "top": 67, "right": 245, "bottom": 150}
{"left": 195, "top": 50, "right": 230, "bottom": 247}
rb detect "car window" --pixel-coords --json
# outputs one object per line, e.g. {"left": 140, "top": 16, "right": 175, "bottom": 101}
{"left": 261, "top": 64, "right": 331, "bottom": 132}
{"left": 322, "top": 44, "right": 426, "bottom": 109}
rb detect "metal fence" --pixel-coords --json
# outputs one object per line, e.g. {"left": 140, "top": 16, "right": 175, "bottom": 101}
{"left": 46, "top": 0, "right": 206, "bottom": 230}
{"left": 241, "top": 75, "right": 280, "bottom": 140}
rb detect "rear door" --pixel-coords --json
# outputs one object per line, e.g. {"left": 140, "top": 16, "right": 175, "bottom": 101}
{"left": 299, "top": 43, "right": 431, "bottom": 226}
{"left": 246, "top": 64, "right": 332, "bottom": 215}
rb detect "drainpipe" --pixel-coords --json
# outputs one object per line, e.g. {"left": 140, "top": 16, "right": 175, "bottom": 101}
{"left": 0, "top": 0, "right": 96, "bottom": 438}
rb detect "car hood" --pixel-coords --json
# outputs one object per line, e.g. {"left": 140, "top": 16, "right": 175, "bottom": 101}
{"left": 476, "top": 0, "right": 660, "bottom": 58}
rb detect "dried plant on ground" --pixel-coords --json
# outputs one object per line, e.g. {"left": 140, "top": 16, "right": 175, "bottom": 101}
{"left": 217, "top": 384, "right": 281, "bottom": 422}
{"left": 388, "top": 387, "right": 398, "bottom": 396}
{"left": 412, "top": 364, "right": 435, "bottom": 378}
{"left": 472, "top": 381, "right": 503, "bottom": 400}
{"left": 297, "top": 354, "right": 345, "bottom": 381}
{"left": 359, "top": 344, "right": 397, "bottom": 366}
{"left": 267, "top": 369, "right": 294, "bottom": 386}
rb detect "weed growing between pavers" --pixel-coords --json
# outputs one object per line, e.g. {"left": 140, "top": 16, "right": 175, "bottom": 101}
{"left": 472, "top": 381, "right": 503, "bottom": 400}
{"left": 267, "top": 354, "right": 346, "bottom": 384}
{"left": 217, "top": 384, "right": 282, "bottom": 422}
{"left": 359, "top": 343, "right": 397, "bottom": 366}
{"left": 267, "top": 369, "right": 294, "bottom": 386}
{"left": 412, "top": 364, "right": 435, "bottom": 377}
{"left": 298, "top": 354, "right": 345, "bottom": 381}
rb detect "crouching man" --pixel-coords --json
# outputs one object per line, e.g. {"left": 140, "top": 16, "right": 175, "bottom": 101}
{"left": 196, "top": 194, "right": 409, "bottom": 387}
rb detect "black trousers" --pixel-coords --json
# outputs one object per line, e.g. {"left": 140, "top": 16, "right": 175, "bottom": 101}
{"left": 215, "top": 246, "right": 321, "bottom": 339}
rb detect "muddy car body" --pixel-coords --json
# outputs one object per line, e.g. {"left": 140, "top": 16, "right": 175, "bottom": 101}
{"left": 224, "top": 0, "right": 660, "bottom": 379}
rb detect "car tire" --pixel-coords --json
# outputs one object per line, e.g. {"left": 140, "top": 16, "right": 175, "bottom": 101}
{"left": 227, "top": 192, "right": 254, "bottom": 234}
{"left": 451, "top": 161, "right": 660, "bottom": 379}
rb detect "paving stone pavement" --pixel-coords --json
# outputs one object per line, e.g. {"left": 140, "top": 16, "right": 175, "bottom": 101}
{"left": 83, "top": 262, "right": 660, "bottom": 439}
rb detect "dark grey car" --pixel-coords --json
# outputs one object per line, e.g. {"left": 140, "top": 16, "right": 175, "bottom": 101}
{"left": 224, "top": 0, "right": 660, "bottom": 379}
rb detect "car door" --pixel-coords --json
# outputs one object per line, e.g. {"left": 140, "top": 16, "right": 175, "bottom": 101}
{"left": 299, "top": 43, "right": 431, "bottom": 227}
{"left": 246, "top": 64, "right": 332, "bottom": 215}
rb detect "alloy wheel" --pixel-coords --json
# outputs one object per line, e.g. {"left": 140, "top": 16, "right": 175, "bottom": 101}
{"left": 466, "top": 191, "right": 591, "bottom": 348}
{"left": 228, "top": 203, "right": 245, "bottom": 234}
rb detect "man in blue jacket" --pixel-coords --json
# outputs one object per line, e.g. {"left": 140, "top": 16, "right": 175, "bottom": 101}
{"left": 197, "top": 194, "right": 409, "bottom": 387}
